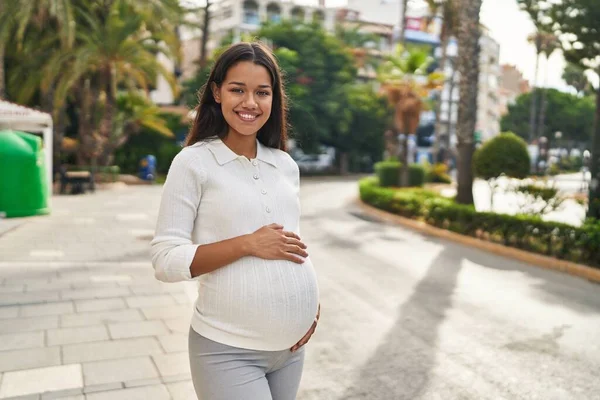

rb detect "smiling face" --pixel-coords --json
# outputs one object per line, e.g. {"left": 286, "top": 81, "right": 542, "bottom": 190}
{"left": 212, "top": 61, "right": 273, "bottom": 139}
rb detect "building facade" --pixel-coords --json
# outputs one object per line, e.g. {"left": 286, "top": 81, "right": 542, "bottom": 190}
{"left": 498, "top": 64, "right": 530, "bottom": 117}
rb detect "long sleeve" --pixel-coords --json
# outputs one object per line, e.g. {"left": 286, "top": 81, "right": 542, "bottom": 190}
{"left": 151, "top": 150, "right": 206, "bottom": 282}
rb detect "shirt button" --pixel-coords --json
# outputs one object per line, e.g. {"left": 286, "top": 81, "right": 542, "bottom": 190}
{"left": 261, "top": 189, "right": 267, "bottom": 195}
{"left": 266, "top": 207, "right": 271, "bottom": 213}
{"left": 253, "top": 174, "right": 259, "bottom": 180}
{"left": 252, "top": 160, "right": 258, "bottom": 166}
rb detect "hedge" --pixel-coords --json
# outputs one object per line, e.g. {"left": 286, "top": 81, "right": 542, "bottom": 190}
{"left": 359, "top": 177, "right": 600, "bottom": 269}
{"left": 374, "top": 161, "right": 427, "bottom": 187}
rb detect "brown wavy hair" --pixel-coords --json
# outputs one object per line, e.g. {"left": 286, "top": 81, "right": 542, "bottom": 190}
{"left": 184, "top": 42, "right": 288, "bottom": 151}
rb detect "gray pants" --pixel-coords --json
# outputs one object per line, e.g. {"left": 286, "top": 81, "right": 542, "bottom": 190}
{"left": 188, "top": 328, "right": 305, "bottom": 400}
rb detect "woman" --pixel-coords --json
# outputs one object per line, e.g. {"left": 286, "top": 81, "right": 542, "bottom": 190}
{"left": 151, "top": 42, "right": 320, "bottom": 400}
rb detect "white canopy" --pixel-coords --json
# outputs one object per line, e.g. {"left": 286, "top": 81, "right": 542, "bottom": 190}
{"left": 0, "top": 100, "right": 53, "bottom": 197}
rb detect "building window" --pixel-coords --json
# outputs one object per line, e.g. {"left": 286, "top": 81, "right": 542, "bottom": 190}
{"left": 222, "top": 5, "right": 233, "bottom": 19}
{"left": 243, "top": 0, "right": 260, "bottom": 25}
{"left": 291, "top": 7, "right": 305, "bottom": 23}
{"left": 266, "top": 3, "right": 281, "bottom": 23}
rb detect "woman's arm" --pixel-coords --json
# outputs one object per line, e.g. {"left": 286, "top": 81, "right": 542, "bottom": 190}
{"left": 189, "top": 224, "right": 308, "bottom": 277}
{"left": 151, "top": 150, "right": 206, "bottom": 283}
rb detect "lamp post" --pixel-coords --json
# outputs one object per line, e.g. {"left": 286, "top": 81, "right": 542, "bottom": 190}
{"left": 538, "top": 136, "right": 548, "bottom": 175}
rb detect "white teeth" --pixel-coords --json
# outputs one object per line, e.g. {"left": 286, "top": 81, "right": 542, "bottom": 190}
{"left": 238, "top": 113, "right": 257, "bottom": 120}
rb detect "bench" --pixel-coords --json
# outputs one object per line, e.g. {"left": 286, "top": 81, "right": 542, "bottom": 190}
{"left": 59, "top": 168, "right": 95, "bottom": 195}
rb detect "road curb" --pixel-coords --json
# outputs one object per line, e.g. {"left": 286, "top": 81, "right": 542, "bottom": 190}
{"left": 355, "top": 198, "right": 600, "bottom": 284}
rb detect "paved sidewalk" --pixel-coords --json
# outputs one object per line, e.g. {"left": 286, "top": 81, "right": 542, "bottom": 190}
{"left": 0, "top": 186, "right": 198, "bottom": 399}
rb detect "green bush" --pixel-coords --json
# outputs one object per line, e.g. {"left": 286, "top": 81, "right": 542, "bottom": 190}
{"left": 374, "top": 161, "right": 426, "bottom": 187}
{"left": 426, "top": 163, "right": 452, "bottom": 184}
{"left": 409, "top": 164, "right": 426, "bottom": 187}
{"left": 359, "top": 177, "right": 600, "bottom": 269}
{"left": 374, "top": 161, "right": 401, "bottom": 187}
{"left": 473, "top": 132, "right": 531, "bottom": 180}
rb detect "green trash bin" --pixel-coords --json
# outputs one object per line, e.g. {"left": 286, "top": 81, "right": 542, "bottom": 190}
{"left": 0, "top": 130, "right": 50, "bottom": 218}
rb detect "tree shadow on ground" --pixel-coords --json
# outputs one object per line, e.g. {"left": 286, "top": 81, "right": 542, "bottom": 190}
{"left": 339, "top": 244, "right": 463, "bottom": 400}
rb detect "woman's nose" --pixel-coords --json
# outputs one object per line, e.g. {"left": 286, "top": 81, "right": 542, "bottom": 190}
{"left": 242, "top": 93, "right": 258, "bottom": 109}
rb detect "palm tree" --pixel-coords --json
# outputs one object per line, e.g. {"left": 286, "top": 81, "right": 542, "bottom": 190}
{"left": 424, "top": 0, "right": 458, "bottom": 162}
{"left": 562, "top": 62, "right": 592, "bottom": 97}
{"left": 378, "top": 45, "right": 444, "bottom": 186}
{"left": 46, "top": 0, "right": 179, "bottom": 165}
{"left": 518, "top": 0, "right": 554, "bottom": 143}
{"left": 0, "top": 0, "right": 75, "bottom": 99}
{"left": 537, "top": 33, "right": 560, "bottom": 140}
{"left": 455, "top": 0, "right": 483, "bottom": 205}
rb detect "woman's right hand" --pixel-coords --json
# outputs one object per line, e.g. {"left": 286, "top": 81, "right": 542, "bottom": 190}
{"left": 246, "top": 224, "right": 308, "bottom": 264}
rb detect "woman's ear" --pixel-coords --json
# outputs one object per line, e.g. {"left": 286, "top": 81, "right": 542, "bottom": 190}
{"left": 211, "top": 82, "right": 221, "bottom": 104}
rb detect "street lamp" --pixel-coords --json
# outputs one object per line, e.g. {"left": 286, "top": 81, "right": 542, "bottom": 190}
{"left": 538, "top": 136, "right": 548, "bottom": 175}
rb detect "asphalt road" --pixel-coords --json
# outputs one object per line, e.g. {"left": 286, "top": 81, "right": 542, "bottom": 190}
{"left": 297, "top": 177, "right": 600, "bottom": 400}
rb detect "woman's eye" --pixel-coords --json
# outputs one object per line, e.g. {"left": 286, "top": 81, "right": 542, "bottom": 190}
{"left": 258, "top": 91, "right": 271, "bottom": 97}
{"left": 231, "top": 88, "right": 243, "bottom": 93}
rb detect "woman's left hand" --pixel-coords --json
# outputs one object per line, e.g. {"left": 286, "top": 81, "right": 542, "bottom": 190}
{"left": 291, "top": 304, "right": 320, "bottom": 352}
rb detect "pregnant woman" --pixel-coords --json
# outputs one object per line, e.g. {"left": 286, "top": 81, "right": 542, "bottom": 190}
{"left": 151, "top": 42, "right": 320, "bottom": 400}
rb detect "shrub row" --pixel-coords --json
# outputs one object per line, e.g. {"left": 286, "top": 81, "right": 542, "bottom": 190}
{"left": 359, "top": 177, "right": 600, "bottom": 269}
{"left": 374, "top": 161, "right": 430, "bottom": 187}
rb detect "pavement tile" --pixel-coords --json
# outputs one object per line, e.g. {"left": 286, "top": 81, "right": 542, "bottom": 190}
{"left": 0, "top": 316, "right": 58, "bottom": 334}
{"left": 151, "top": 352, "right": 190, "bottom": 377}
{"left": 163, "top": 318, "right": 190, "bottom": 334}
{"left": 141, "top": 306, "right": 191, "bottom": 321}
{"left": 82, "top": 357, "right": 158, "bottom": 386}
{"left": 0, "top": 332, "right": 44, "bottom": 351}
{"left": 82, "top": 383, "right": 122, "bottom": 394}
{"left": 166, "top": 381, "right": 196, "bottom": 400}
{"left": 160, "top": 373, "right": 191, "bottom": 384}
{"left": 0, "top": 347, "right": 61, "bottom": 373}
{"left": 20, "top": 302, "right": 74, "bottom": 317}
{"left": 0, "top": 307, "right": 19, "bottom": 320}
{"left": 60, "top": 288, "right": 130, "bottom": 301}
{"left": 157, "top": 334, "right": 188, "bottom": 353}
{"left": 85, "top": 384, "right": 170, "bottom": 400}
{"left": 25, "top": 282, "right": 72, "bottom": 292}
{"left": 62, "top": 338, "right": 163, "bottom": 364}
{"left": 40, "top": 388, "right": 83, "bottom": 399}
{"left": 128, "top": 284, "right": 180, "bottom": 296}
{"left": 108, "top": 321, "right": 169, "bottom": 340}
{"left": 125, "top": 295, "right": 176, "bottom": 308}
{"left": 0, "top": 286, "right": 25, "bottom": 294}
{"left": 60, "top": 309, "right": 142, "bottom": 328}
{"left": 73, "top": 298, "right": 125, "bottom": 313}
{"left": 123, "top": 378, "right": 162, "bottom": 388}
{"left": 0, "top": 292, "right": 61, "bottom": 307}
{"left": 46, "top": 326, "right": 109, "bottom": 346}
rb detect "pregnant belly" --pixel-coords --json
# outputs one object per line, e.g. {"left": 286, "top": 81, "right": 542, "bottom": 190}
{"left": 195, "top": 257, "right": 320, "bottom": 351}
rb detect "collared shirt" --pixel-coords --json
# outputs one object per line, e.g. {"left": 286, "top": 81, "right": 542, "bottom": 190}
{"left": 151, "top": 137, "right": 319, "bottom": 351}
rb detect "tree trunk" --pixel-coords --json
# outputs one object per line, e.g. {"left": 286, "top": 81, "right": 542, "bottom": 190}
{"left": 529, "top": 52, "right": 540, "bottom": 143}
{"left": 0, "top": 42, "right": 5, "bottom": 99}
{"left": 445, "top": 62, "right": 458, "bottom": 161}
{"left": 400, "top": 135, "right": 409, "bottom": 186}
{"left": 339, "top": 151, "right": 349, "bottom": 175}
{"left": 537, "top": 56, "right": 550, "bottom": 140}
{"left": 199, "top": 0, "right": 211, "bottom": 68}
{"left": 398, "top": 0, "right": 409, "bottom": 45}
{"left": 433, "top": 22, "right": 450, "bottom": 163}
{"left": 587, "top": 81, "right": 600, "bottom": 220}
{"left": 455, "top": 0, "right": 482, "bottom": 205}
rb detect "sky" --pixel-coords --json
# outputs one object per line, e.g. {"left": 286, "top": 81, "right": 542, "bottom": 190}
{"left": 285, "top": 0, "right": 572, "bottom": 92}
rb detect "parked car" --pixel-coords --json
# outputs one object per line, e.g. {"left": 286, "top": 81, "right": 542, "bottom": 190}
{"left": 294, "top": 147, "right": 336, "bottom": 173}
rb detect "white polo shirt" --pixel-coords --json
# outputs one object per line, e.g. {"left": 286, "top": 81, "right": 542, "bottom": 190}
{"left": 151, "top": 137, "right": 319, "bottom": 351}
